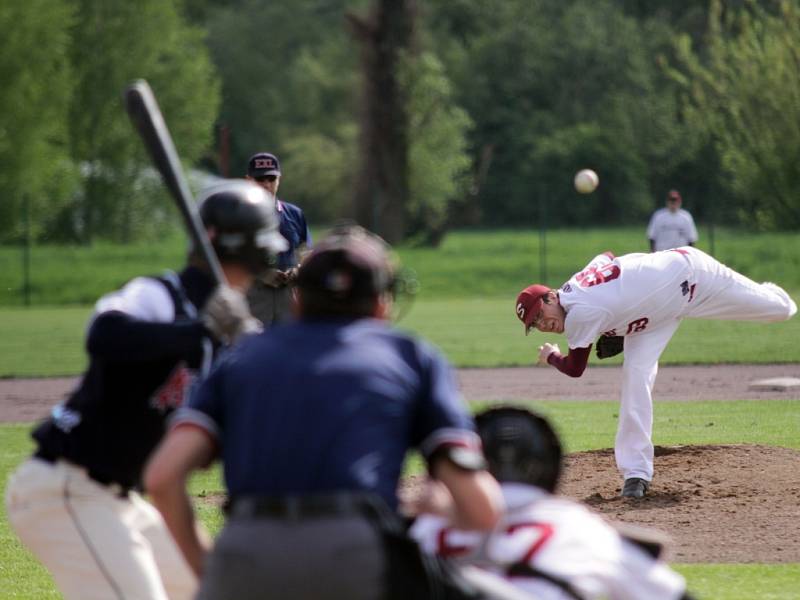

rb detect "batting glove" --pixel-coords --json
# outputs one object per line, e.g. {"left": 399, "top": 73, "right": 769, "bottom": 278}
{"left": 202, "top": 285, "right": 262, "bottom": 345}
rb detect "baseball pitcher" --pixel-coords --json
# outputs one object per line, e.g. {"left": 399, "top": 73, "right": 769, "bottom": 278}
{"left": 515, "top": 247, "right": 797, "bottom": 498}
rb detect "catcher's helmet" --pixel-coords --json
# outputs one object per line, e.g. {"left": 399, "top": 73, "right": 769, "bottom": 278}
{"left": 475, "top": 406, "right": 562, "bottom": 492}
{"left": 198, "top": 179, "right": 287, "bottom": 275}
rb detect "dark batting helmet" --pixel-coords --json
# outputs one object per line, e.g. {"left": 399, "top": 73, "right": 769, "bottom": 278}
{"left": 197, "top": 179, "right": 287, "bottom": 275}
{"left": 475, "top": 406, "right": 562, "bottom": 492}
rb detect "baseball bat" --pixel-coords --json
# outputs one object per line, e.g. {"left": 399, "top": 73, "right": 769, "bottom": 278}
{"left": 123, "top": 79, "right": 226, "bottom": 285}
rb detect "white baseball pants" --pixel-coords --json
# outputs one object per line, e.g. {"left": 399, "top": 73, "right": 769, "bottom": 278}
{"left": 5, "top": 458, "right": 197, "bottom": 600}
{"left": 615, "top": 249, "right": 796, "bottom": 482}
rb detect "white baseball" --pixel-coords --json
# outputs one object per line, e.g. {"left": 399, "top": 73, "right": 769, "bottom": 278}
{"left": 574, "top": 169, "right": 599, "bottom": 194}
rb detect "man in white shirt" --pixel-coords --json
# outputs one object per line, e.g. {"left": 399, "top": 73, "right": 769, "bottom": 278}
{"left": 647, "top": 190, "right": 698, "bottom": 252}
{"left": 410, "top": 406, "right": 694, "bottom": 600}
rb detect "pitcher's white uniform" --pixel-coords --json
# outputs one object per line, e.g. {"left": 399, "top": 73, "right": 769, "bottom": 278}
{"left": 411, "top": 483, "right": 687, "bottom": 600}
{"left": 558, "top": 247, "right": 797, "bottom": 481}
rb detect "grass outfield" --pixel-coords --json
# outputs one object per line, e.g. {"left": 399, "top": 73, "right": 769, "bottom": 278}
{"left": 1, "top": 297, "right": 798, "bottom": 377}
{"left": 2, "top": 227, "right": 799, "bottom": 306}
{"left": 2, "top": 400, "right": 799, "bottom": 599}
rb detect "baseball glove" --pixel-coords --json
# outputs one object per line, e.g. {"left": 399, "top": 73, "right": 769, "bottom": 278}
{"left": 595, "top": 335, "right": 624, "bottom": 359}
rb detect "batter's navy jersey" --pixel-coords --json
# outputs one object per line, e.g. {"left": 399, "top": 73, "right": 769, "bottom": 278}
{"left": 275, "top": 199, "right": 311, "bottom": 271}
{"left": 172, "top": 319, "right": 480, "bottom": 509}
{"left": 32, "top": 267, "right": 216, "bottom": 490}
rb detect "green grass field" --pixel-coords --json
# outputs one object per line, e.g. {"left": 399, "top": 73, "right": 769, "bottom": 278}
{"left": 2, "top": 399, "right": 799, "bottom": 599}
{"left": 1, "top": 226, "right": 797, "bottom": 376}
{"left": 0, "top": 227, "right": 798, "bottom": 597}
{"left": 0, "top": 298, "right": 797, "bottom": 377}
{"left": 2, "top": 227, "right": 799, "bottom": 306}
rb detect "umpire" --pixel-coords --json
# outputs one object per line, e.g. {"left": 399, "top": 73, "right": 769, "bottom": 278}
{"left": 145, "top": 224, "right": 503, "bottom": 600}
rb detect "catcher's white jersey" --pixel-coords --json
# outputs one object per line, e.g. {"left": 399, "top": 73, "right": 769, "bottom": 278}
{"left": 411, "top": 483, "right": 686, "bottom": 600}
{"left": 559, "top": 250, "right": 693, "bottom": 349}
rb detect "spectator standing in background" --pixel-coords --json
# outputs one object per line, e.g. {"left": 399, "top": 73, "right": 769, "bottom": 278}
{"left": 245, "top": 151, "right": 312, "bottom": 326}
{"left": 647, "top": 189, "right": 698, "bottom": 252}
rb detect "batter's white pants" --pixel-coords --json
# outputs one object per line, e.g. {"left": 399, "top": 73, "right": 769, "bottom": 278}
{"left": 615, "top": 249, "right": 797, "bottom": 482}
{"left": 5, "top": 458, "right": 197, "bottom": 600}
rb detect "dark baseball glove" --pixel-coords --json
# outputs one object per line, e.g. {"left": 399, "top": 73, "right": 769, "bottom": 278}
{"left": 595, "top": 335, "right": 624, "bottom": 359}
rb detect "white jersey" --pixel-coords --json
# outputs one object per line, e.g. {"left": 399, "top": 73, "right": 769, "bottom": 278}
{"left": 647, "top": 208, "right": 698, "bottom": 251}
{"left": 558, "top": 250, "right": 694, "bottom": 349}
{"left": 411, "top": 483, "right": 686, "bottom": 600}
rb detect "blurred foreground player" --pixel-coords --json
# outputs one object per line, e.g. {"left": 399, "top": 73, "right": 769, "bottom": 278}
{"left": 5, "top": 180, "right": 285, "bottom": 600}
{"left": 145, "top": 224, "right": 503, "bottom": 599}
{"left": 412, "top": 406, "right": 695, "bottom": 600}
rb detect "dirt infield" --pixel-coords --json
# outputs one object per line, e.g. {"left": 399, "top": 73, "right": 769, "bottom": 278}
{"left": 3, "top": 364, "right": 799, "bottom": 563}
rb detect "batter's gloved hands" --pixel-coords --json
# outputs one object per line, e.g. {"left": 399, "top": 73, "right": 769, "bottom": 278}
{"left": 202, "top": 285, "right": 262, "bottom": 345}
{"left": 595, "top": 335, "right": 624, "bottom": 359}
{"left": 538, "top": 342, "right": 561, "bottom": 364}
{"left": 274, "top": 266, "right": 299, "bottom": 285}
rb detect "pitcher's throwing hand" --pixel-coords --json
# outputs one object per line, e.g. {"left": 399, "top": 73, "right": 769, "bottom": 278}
{"left": 538, "top": 342, "right": 560, "bottom": 364}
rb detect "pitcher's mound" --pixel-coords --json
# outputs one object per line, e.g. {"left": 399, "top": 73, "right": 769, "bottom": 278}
{"left": 559, "top": 444, "right": 800, "bottom": 563}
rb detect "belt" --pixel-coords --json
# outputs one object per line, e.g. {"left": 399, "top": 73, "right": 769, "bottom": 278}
{"left": 225, "top": 492, "right": 387, "bottom": 521}
{"left": 34, "top": 448, "right": 130, "bottom": 497}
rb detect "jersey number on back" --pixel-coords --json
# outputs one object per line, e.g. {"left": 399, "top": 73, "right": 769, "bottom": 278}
{"left": 576, "top": 264, "right": 620, "bottom": 288}
{"left": 436, "top": 521, "right": 555, "bottom": 566}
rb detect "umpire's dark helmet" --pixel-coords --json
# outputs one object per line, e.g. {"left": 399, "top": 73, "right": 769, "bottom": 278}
{"left": 295, "top": 222, "right": 397, "bottom": 318}
{"left": 197, "top": 180, "right": 287, "bottom": 274}
{"left": 475, "top": 406, "right": 563, "bottom": 492}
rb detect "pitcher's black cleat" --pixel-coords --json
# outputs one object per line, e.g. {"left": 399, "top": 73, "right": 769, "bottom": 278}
{"left": 622, "top": 477, "right": 649, "bottom": 499}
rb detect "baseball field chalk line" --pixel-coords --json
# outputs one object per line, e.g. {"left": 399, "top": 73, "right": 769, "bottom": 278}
{"left": 748, "top": 377, "right": 800, "bottom": 391}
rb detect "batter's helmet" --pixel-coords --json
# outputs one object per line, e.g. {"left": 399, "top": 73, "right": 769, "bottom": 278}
{"left": 197, "top": 180, "right": 287, "bottom": 275}
{"left": 475, "top": 406, "right": 562, "bottom": 492}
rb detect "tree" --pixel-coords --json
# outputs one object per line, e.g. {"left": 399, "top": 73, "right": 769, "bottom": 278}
{"left": 59, "top": 0, "right": 220, "bottom": 242}
{"left": 671, "top": 0, "right": 800, "bottom": 230}
{"left": 347, "top": 0, "right": 416, "bottom": 244}
{"left": 426, "top": 0, "right": 701, "bottom": 228}
{"left": 401, "top": 51, "right": 472, "bottom": 245}
{"left": 203, "top": 0, "right": 356, "bottom": 217}
{"left": 0, "top": 0, "right": 77, "bottom": 242}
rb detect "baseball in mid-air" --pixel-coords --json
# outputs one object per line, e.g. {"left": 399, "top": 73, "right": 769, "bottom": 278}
{"left": 574, "top": 169, "right": 599, "bottom": 194}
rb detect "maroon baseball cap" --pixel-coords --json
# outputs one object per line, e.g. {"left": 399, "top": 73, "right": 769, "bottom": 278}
{"left": 515, "top": 284, "right": 551, "bottom": 335}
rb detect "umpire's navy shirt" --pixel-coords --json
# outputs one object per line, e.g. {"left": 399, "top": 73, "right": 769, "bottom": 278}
{"left": 171, "top": 318, "right": 480, "bottom": 509}
{"left": 275, "top": 199, "right": 311, "bottom": 271}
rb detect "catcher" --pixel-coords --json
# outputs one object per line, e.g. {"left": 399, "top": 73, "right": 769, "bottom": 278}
{"left": 411, "top": 406, "right": 695, "bottom": 599}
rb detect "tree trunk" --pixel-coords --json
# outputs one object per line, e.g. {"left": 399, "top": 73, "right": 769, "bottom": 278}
{"left": 347, "top": 0, "right": 415, "bottom": 244}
